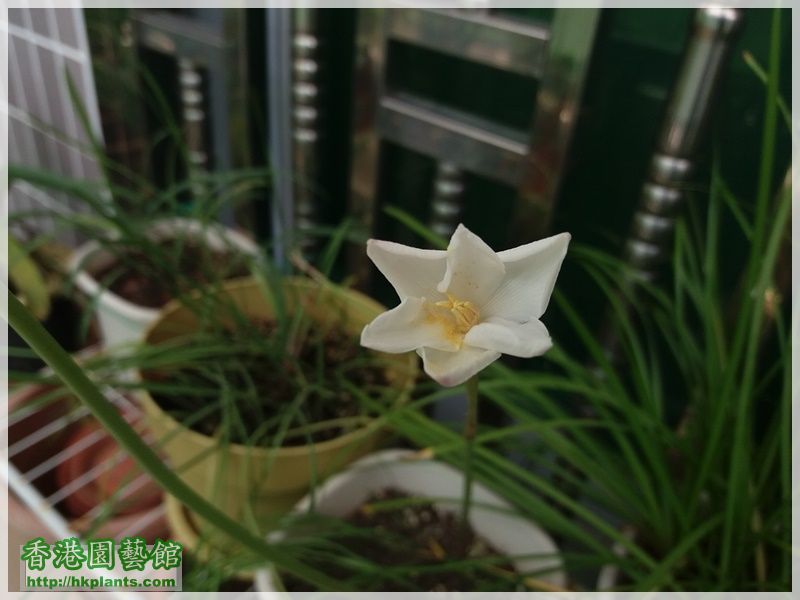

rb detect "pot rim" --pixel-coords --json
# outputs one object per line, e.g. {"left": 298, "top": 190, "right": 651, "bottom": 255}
{"left": 255, "top": 448, "right": 566, "bottom": 592}
{"left": 67, "top": 217, "right": 260, "bottom": 322}
{"left": 135, "top": 276, "right": 418, "bottom": 459}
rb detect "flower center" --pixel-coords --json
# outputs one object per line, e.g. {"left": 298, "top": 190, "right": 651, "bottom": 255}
{"left": 426, "top": 294, "right": 481, "bottom": 348}
{"left": 436, "top": 294, "right": 481, "bottom": 333}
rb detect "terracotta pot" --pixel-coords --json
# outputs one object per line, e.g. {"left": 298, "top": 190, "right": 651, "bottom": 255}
{"left": 255, "top": 449, "right": 567, "bottom": 592}
{"left": 55, "top": 417, "right": 162, "bottom": 519}
{"left": 8, "top": 384, "right": 73, "bottom": 474}
{"left": 8, "top": 384, "right": 169, "bottom": 544}
{"left": 7, "top": 384, "right": 71, "bottom": 591}
{"left": 136, "top": 277, "right": 418, "bottom": 528}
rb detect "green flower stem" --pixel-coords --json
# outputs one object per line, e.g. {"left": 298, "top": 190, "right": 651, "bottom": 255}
{"left": 6, "top": 290, "right": 340, "bottom": 591}
{"left": 461, "top": 374, "right": 479, "bottom": 529}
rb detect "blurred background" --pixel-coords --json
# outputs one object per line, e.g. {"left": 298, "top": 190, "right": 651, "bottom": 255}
{"left": 6, "top": 4, "right": 792, "bottom": 388}
{"left": 5, "top": 6, "right": 792, "bottom": 367}
{"left": 4, "top": 5, "right": 793, "bottom": 592}
{"left": 7, "top": 6, "right": 791, "bottom": 272}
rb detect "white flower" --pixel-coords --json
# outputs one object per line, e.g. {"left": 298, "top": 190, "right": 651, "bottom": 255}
{"left": 360, "top": 224, "right": 571, "bottom": 387}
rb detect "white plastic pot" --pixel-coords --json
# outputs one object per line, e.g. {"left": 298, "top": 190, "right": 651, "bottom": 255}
{"left": 255, "top": 449, "right": 566, "bottom": 592}
{"left": 68, "top": 218, "right": 259, "bottom": 348}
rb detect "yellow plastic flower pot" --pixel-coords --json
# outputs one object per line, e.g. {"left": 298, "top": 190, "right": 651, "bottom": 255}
{"left": 136, "top": 277, "right": 417, "bottom": 530}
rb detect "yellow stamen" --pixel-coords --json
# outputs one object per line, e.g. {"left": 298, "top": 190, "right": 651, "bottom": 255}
{"left": 427, "top": 294, "right": 480, "bottom": 347}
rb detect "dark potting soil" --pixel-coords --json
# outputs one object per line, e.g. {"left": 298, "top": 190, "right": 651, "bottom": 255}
{"left": 283, "top": 488, "right": 523, "bottom": 592}
{"left": 149, "top": 322, "right": 390, "bottom": 445}
{"left": 94, "top": 239, "right": 249, "bottom": 308}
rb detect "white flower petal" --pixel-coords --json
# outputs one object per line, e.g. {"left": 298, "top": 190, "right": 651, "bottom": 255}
{"left": 361, "top": 298, "right": 458, "bottom": 353}
{"left": 367, "top": 239, "right": 447, "bottom": 301}
{"left": 437, "top": 224, "right": 505, "bottom": 307}
{"left": 482, "top": 232, "right": 571, "bottom": 321}
{"left": 464, "top": 317, "right": 552, "bottom": 358}
{"left": 419, "top": 345, "right": 502, "bottom": 387}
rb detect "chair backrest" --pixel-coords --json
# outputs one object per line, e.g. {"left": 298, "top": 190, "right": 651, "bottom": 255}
{"left": 622, "top": 7, "right": 742, "bottom": 282}
{"left": 344, "top": 8, "right": 601, "bottom": 285}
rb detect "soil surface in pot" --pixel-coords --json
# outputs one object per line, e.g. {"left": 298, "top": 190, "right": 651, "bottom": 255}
{"left": 282, "top": 488, "right": 523, "bottom": 591}
{"left": 149, "top": 322, "right": 390, "bottom": 445}
{"left": 94, "top": 239, "right": 249, "bottom": 308}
